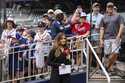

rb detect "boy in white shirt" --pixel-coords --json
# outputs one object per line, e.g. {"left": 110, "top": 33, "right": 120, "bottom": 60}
{"left": 34, "top": 20, "right": 52, "bottom": 77}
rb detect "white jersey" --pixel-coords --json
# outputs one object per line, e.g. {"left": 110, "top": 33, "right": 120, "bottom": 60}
{"left": 1, "top": 29, "right": 17, "bottom": 55}
{"left": 34, "top": 30, "right": 52, "bottom": 68}
{"left": 1, "top": 29, "right": 16, "bottom": 41}
{"left": 34, "top": 30, "right": 52, "bottom": 52}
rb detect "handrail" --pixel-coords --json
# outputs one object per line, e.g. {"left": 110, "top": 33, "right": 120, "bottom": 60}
{"left": 68, "top": 34, "right": 111, "bottom": 83}
{"left": 85, "top": 38, "right": 111, "bottom": 83}
{"left": 67, "top": 35, "right": 110, "bottom": 83}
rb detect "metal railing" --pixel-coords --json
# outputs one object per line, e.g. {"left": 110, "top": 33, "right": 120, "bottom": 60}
{"left": 85, "top": 38, "right": 110, "bottom": 83}
{"left": 0, "top": 35, "right": 111, "bottom": 83}
{"left": 0, "top": 37, "right": 88, "bottom": 83}
{"left": 67, "top": 35, "right": 111, "bottom": 83}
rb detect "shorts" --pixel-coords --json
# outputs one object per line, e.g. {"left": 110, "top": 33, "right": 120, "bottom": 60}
{"left": 104, "top": 39, "right": 121, "bottom": 55}
{"left": 35, "top": 51, "right": 44, "bottom": 68}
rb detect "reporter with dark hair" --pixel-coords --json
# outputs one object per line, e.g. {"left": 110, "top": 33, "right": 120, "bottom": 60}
{"left": 48, "top": 32, "right": 71, "bottom": 83}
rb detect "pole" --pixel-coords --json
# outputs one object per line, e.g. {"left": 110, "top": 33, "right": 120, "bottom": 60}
{"left": 88, "top": 0, "right": 93, "bottom": 79}
{"left": 90, "top": 0, "right": 93, "bottom": 41}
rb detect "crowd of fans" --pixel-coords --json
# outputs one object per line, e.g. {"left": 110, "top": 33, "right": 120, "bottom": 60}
{"left": 0, "top": 1, "right": 125, "bottom": 82}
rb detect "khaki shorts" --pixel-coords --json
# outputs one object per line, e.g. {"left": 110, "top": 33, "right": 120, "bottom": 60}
{"left": 104, "top": 39, "right": 121, "bottom": 55}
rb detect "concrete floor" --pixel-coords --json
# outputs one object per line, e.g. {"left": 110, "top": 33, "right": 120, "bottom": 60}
{"left": 89, "top": 79, "right": 125, "bottom": 83}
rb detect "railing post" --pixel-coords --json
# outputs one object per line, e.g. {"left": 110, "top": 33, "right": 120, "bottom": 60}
{"left": 86, "top": 37, "right": 89, "bottom": 83}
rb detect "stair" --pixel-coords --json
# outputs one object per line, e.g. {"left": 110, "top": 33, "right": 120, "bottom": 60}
{"left": 89, "top": 79, "right": 125, "bottom": 83}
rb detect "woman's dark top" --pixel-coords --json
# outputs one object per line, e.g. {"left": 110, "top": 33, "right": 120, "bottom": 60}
{"left": 48, "top": 47, "right": 71, "bottom": 83}
{"left": 48, "top": 48, "right": 71, "bottom": 71}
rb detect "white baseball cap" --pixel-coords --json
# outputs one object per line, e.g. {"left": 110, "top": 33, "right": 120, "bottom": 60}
{"left": 47, "top": 9, "right": 54, "bottom": 14}
{"left": 7, "top": 17, "right": 14, "bottom": 21}
{"left": 80, "top": 12, "right": 87, "bottom": 17}
{"left": 54, "top": 9, "right": 63, "bottom": 15}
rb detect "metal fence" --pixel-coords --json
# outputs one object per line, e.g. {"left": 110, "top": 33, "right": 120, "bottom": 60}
{"left": 0, "top": 36, "right": 88, "bottom": 83}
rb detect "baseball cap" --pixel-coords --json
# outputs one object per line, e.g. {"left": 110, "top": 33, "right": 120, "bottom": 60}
{"left": 6, "top": 17, "right": 14, "bottom": 22}
{"left": 54, "top": 9, "right": 63, "bottom": 15}
{"left": 6, "top": 17, "right": 16, "bottom": 27}
{"left": 80, "top": 12, "right": 87, "bottom": 17}
{"left": 47, "top": 9, "right": 54, "bottom": 14}
{"left": 107, "top": 2, "right": 114, "bottom": 7}
{"left": 42, "top": 13, "right": 49, "bottom": 17}
{"left": 92, "top": 2, "right": 100, "bottom": 7}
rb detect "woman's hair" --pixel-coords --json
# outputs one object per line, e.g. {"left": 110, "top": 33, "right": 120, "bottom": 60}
{"left": 53, "top": 32, "right": 67, "bottom": 48}
{"left": 53, "top": 32, "right": 67, "bottom": 57}
{"left": 2, "top": 20, "right": 16, "bottom": 30}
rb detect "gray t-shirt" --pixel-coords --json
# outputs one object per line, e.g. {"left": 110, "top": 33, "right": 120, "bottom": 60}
{"left": 100, "top": 14, "right": 124, "bottom": 39}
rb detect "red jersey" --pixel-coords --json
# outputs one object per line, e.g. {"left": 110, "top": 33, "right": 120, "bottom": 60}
{"left": 71, "top": 22, "right": 90, "bottom": 35}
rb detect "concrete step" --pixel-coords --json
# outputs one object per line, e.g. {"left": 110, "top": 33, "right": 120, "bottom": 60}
{"left": 89, "top": 79, "right": 125, "bottom": 83}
